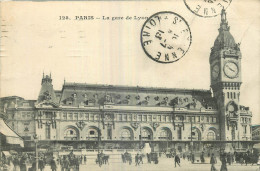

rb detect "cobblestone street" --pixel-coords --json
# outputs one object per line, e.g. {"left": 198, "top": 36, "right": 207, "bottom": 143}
{"left": 39, "top": 157, "right": 259, "bottom": 171}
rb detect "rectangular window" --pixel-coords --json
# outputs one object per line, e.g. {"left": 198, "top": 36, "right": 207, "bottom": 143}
{"left": 148, "top": 115, "right": 152, "bottom": 122}
{"left": 128, "top": 114, "right": 132, "bottom": 121}
{"left": 69, "top": 113, "right": 73, "bottom": 120}
{"left": 168, "top": 116, "right": 171, "bottom": 122}
{"left": 201, "top": 116, "right": 204, "bottom": 122}
{"left": 197, "top": 116, "right": 200, "bottom": 122}
{"left": 177, "top": 127, "right": 182, "bottom": 140}
{"left": 123, "top": 114, "right": 127, "bottom": 121}
{"left": 90, "top": 114, "right": 94, "bottom": 121}
{"left": 206, "top": 116, "right": 209, "bottom": 122}
{"left": 163, "top": 116, "right": 166, "bottom": 122}
{"left": 85, "top": 113, "right": 89, "bottom": 120}
{"left": 243, "top": 126, "right": 247, "bottom": 134}
{"left": 153, "top": 115, "right": 157, "bottom": 121}
{"left": 213, "top": 117, "right": 216, "bottom": 123}
{"left": 45, "top": 112, "right": 52, "bottom": 119}
{"left": 45, "top": 124, "right": 50, "bottom": 139}
{"left": 138, "top": 115, "right": 142, "bottom": 121}
{"left": 143, "top": 115, "right": 147, "bottom": 121}
{"left": 95, "top": 114, "right": 100, "bottom": 121}
{"left": 74, "top": 113, "right": 78, "bottom": 120}
{"left": 107, "top": 127, "right": 112, "bottom": 140}
{"left": 119, "top": 114, "right": 122, "bottom": 121}
{"left": 158, "top": 115, "right": 161, "bottom": 122}
{"left": 63, "top": 113, "right": 67, "bottom": 120}
{"left": 211, "top": 116, "right": 214, "bottom": 123}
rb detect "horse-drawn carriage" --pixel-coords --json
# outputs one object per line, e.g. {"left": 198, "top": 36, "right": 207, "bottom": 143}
{"left": 150, "top": 152, "right": 159, "bottom": 164}
{"left": 122, "top": 152, "right": 132, "bottom": 165}
{"left": 96, "top": 152, "right": 109, "bottom": 167}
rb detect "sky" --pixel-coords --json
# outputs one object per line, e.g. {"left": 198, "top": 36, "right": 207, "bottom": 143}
{"left": 0, "top": 0, "right": 259, "bottom": 124}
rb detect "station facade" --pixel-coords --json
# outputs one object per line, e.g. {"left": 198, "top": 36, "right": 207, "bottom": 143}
{"left": 0, "top": 10, "right": 253, "bottom": 153}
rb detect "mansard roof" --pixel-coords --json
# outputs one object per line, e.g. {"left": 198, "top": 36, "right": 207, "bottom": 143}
{"left": 57, "top": 82, "right": 217, "bottom": 109}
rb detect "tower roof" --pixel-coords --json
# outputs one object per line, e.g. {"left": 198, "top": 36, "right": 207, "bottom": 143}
{"left": 212, "top": 9, "right": 238, "bottom": 51}
{"left": 37, "top": 74, "right": 57, "bottom": 104}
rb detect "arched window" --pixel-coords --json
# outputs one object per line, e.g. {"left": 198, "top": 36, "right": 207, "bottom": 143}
{"left": 190, "top": 128, "right": 201, "bottom": 140}
{"left": 141, "top": 129, "right": 152, "bottom": 140}
{"left": 207, "top": 131, "right": 216, "bottom": 140}
{"left": 120, "top": 129, "right": 131, "bottom": 140}
{"left": 159, "top": 128, "right": 171, "bottom": 140}
{"left": 64, "top": 128, "right": 78, "bottom": 140}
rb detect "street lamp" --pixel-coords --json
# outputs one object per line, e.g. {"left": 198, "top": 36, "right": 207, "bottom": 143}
{"left": 33, "top": 134, "right": 39, "bottom": 171}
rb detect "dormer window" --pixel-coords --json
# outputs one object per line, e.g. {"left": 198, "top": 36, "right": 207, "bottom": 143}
{"left": 83, "top": 93, "right": 88, "bottom": 99}
{"left": 154, "top": 96, "right": 159, "bottom": 101}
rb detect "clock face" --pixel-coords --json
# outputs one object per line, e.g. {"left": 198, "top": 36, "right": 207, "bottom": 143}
{"left": 224, "top": 62, "right": 238, "bottom": 78}
{"left": 212, "top": 64, "right": 220, "bottom": 80}
{"left": 228, "top": 104, "right": 235, "bottom": 112}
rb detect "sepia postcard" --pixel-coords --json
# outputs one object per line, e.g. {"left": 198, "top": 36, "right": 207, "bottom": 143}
{"left": 0, "top": 0, "right": 259, "bottom": 171}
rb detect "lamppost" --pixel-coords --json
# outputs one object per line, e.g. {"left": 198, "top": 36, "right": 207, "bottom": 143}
{"left": 33, "top": 134, "right": 39, "bottom": 171}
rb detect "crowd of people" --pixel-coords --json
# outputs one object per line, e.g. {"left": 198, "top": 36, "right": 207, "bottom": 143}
{"left": 0, "top": 148, "right": 258, "bottom": 170}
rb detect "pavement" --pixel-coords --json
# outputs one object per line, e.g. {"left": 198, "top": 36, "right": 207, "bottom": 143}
{"left": 39, "top": 157, "right": 259, "bottom": 171}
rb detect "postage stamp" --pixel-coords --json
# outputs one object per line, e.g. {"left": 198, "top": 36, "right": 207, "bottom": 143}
{"left": 141, "top": 11, "right": 192, "bottom": 64}
{"left": 184, "top": 0, "right": 232, "bottom": 18}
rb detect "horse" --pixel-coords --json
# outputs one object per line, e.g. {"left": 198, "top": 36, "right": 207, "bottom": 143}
{"left": 102, "top": 155, "right": 109, "bottom": 165}
{"left": 124, "top": 153, "right": 132, "bottom": 165}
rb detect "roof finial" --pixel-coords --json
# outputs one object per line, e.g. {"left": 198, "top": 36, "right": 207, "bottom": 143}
{"left": 64, "top": 78, "right": 66, "bottom": 84}
{"left": 221, "top": 8, "right": 227, "bottom": 23}
{"left": 50, "top": 72, "right": 52, "bottom": 78}
{"left": 43, "top": 71, "right": 45, "bottom": 78}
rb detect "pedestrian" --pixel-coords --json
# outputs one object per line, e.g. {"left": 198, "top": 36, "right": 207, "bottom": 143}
{"left": 135, "top": 154, "right": 139, "bottom": 166}
{"left": 191, "top": 153, "right": 195, "bottom": 164}
{"left": 19, "top": 156, "right": 27, "bottom": 171}
{"left": 84, "top": 155, "right": 87, "bottom": 165}
{"left": 38, "top": 157, "right": 45, "bottom": 171}
{"left": 200, "top": 152, "right": 205, "bottom": 163}
{"left": 227, "top": 152, "right": 231, "bottom": 165}
{"left": 174, "top": 154, "right": 181, "bottom": 167}
{"left": 13, "top": 156, "right": 19, "bottom": 171}
{"left": 210, "top": 153, "right": 217, "bottom": 171}
{"left": 220, "top": 153, "right": 228, "bottom": 171}
{"left": 50, "top": 157, "right": 57, "bottom": 171}
{"left": 29, "top": 159, "right": 36, "bottom": 171}
{"left": 62, "top": 157, "right": 70, "bottom": 171}
{"left": 147, "top": 153, "right": 151, "bottom": 163}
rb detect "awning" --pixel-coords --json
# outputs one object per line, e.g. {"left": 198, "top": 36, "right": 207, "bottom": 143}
{"left": 0, "top": 118, "right": 24, "bottom": 147}
{"left": 253, "top": 143, "right": 260, "bottom": 149}
{"left": 2, "top": 151, "right": 11, "bottom": 157}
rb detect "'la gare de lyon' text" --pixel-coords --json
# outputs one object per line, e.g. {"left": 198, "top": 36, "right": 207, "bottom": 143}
{"left": 59, "top": 16, "right": 148, "bottom": 21}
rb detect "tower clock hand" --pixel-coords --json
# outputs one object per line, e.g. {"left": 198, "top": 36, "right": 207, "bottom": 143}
{"left": 226, "top": 65, "right": 235, "bottom": 72}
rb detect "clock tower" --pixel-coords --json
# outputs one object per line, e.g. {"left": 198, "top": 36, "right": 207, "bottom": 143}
{"left": 210, "top": 9, "right": 242, "bottom": 141}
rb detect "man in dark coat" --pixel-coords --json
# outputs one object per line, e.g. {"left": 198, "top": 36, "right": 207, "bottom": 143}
{"left": 220, "top": 153, "right": 228, "bottom": 171}
{"left": 174, "top": 154, "right": 181, "bottom": 167}
{"left": 19, "top": 156, "right": 27, "bottom": 171}
{"left": 200, "top": 152, "right": 205, "bottom": 163}
{"left": 38, "top": 157, "right": 45, "bottom": 171}
{"left": 210, "top": 153, "right": 217, "bottom": 171}
{"left": 50, "top": 157, "right": 57, "bottom": 171}
{"left": 227, "top": 152, "right": 231, "bottom": 165}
